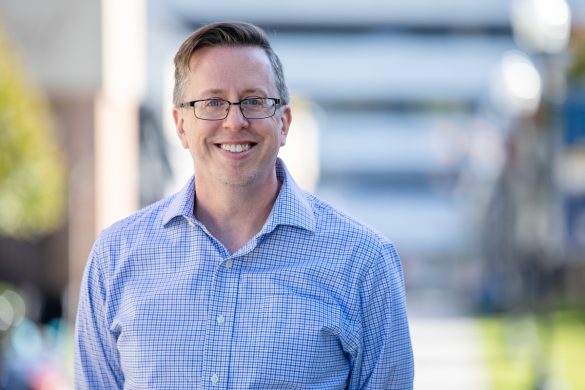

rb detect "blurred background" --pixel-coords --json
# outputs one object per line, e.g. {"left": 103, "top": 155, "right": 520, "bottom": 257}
{"left": 1, "top": 0, "right": 584, "bottom": 388}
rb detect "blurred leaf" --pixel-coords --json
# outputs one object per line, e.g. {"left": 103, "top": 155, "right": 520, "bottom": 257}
{"left": 569, "top": 32, "right": 585, "bottom": 82}
{"left": 0, "top": 27, "right": 66, "bottom": 238}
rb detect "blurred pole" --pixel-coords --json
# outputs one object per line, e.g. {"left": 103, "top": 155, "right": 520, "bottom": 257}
{"left": 69, "top": 0, "right": 145, "bottom": 320}
{"left": 507, "top": 0, "right": 571, "bottom": 301}
{"left": 511, "top": 0, "right": 571, "bottom": 296}
{"left": 95, "top": 0, "right": 145, "bottom": 231}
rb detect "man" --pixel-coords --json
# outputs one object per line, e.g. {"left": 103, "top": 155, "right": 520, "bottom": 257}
{"left": 75, "top": 21, "right": 414, "bottom": 389}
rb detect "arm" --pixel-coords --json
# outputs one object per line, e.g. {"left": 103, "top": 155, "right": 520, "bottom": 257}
{"left": 74, "top": 242, "right": 124, "bottom": 389}
{"left": 349, "top": 242, "right": 414, "bottom": 390}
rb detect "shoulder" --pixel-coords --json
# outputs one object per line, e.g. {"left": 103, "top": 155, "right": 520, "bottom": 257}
{"left": 92, "top": 193, "right": 178, "bottom": 256}
{"left": 302, "top": 191, "right": 401, "bottom": 271}
{"left": 305, "top": 192, "right": 393, "bottom": 248}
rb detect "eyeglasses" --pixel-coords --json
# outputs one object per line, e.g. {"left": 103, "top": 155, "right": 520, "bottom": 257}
{"left": 179, "top": 97, "right": 282, "bottom": 120}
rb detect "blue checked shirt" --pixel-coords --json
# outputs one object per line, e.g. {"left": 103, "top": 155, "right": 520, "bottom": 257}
{"left": 75, "top": 159, "right": 414, "bottom": 389}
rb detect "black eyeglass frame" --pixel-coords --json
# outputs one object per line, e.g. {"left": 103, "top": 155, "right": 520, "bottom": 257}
{"left": 178, "top": 97, "right": 282, "bottom": 120}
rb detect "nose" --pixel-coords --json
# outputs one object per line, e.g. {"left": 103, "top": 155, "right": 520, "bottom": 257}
{"left": 222, "top": 103, "right": 248, "bottom": 130}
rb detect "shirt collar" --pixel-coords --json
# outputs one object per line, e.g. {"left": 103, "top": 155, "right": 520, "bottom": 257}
{"left": 162, "top": 177, "right": 196, "bottom": 226}
{"left": 264, "top": 158, "right": 316, "bottom": 233}
{"left": 162, "top": 158, "right": 315, "bottom": 233}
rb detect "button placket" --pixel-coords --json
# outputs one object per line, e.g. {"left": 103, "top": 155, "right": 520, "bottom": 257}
{"left": 203, "top": 258, "right": 240, "bottom": 389}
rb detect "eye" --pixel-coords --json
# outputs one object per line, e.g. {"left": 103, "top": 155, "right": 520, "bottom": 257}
{"left": 243, "top": 98, "right": 268, "bottom": 107}
{"left": 205, "top": 99, "right": 224, "bottom": 107}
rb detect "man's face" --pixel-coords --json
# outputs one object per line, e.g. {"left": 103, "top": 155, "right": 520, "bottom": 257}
{"left": 173, "top": 46, "right": 291, "bottom": 189}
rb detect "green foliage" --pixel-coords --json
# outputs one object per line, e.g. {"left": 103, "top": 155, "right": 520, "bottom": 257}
{"left": 0, "top": 28, "right": 66, "bottom": 238}
{"left": 569, "top": 33, "right": 585, "bottom": 82}
{"left": 551, "top": 311, "right": 585, "bottom": 390}
{"left": 478, "top": 316, "right": 534, "bottom": 389}
{"left": 478, "top": 311, "right": 585, "bottom": 389}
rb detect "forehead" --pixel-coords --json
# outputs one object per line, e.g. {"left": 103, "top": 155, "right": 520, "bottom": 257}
{"left": 187, "top": 46, "right": 276, "bottom": 95}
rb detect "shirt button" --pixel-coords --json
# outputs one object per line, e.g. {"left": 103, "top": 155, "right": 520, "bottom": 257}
{"left": 225, "top": 259, "right": 233, "bottom": 268}
{"left": 187, "top": 219, "right": 195, "bottom": 227}
{"left": 211, "top": 374, "right": 219, "bottom": 385}
{"left": 217, "top": 315, "right": 225, "bottom": 325}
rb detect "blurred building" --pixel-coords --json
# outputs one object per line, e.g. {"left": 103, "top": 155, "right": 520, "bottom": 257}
{"left": 0, "top": 0, "right": 144, "bottom": 322}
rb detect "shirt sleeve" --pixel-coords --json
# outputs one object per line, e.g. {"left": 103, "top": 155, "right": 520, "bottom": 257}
{"left": 74, "top": 240, "right": 124, "bottom": 389}
{"left": 349, "top": 242, "right": 414, "bottom": 390}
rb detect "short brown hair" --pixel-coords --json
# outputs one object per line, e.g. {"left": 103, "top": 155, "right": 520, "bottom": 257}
{"left": 173, "top": 21, "right": 289, "bottom": 107}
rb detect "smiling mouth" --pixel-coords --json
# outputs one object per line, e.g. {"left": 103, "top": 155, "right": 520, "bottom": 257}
{"left": 218, "top": 143, "right": 255, "bottom": 153}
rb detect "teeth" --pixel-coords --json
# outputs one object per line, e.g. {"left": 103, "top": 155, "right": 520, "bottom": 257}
{"left": 220, "top": 143, "right": 251, "bottom": 153}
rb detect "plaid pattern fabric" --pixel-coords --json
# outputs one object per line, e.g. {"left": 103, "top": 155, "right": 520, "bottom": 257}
{"left": 75, "top": 159, "right": 414, "bottom": 389}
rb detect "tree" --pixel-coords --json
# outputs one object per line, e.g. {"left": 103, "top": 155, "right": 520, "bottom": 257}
{"left": 0, "top": 27, "right": 65, "bottom": 239}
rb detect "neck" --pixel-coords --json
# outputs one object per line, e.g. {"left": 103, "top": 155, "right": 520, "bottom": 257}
{"left": 194, "top": 172, "right": 281, "bottom": 254}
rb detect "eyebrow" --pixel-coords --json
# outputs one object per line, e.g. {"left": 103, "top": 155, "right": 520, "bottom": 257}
{"left": 198, "top": 88, "right": 269, "bottom": 97}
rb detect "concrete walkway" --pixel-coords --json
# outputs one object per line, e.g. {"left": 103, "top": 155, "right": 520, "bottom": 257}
{"left": 410, "top": 316, "right": 489, "bottom": 389}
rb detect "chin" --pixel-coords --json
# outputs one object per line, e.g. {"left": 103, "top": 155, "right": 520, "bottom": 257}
{"left": 217, "top": 172, "right": 257, "bottom": 187}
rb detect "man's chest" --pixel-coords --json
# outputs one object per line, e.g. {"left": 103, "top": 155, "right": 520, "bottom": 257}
{"left": 111, "top": 247, "right": 354, "bottom": 389}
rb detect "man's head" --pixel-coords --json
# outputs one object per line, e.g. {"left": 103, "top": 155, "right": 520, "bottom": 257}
{"left": 172, "top": 22, "right": 292, "bottom": 189}
{"left": 173, "top": 21, "right": 289, "bottom": 107}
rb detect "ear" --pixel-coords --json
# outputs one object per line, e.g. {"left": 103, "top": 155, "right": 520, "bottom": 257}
{"left": 173, "top": 107, "right": 189, "bottom": 149}
{"left": 279, "top": 105, "right": 292, "bottom": 147}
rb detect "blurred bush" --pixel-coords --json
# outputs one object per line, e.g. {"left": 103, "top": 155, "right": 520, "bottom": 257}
{"left": 569, "top": 30, "right": 585, "bottom": 82}
{"left": 0, "top": 27, "right": 65, "bottom": 239}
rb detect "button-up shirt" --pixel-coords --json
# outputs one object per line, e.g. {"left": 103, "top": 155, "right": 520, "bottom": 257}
{"left": 74, "top": 159, "right": 414, "bottom": 389}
